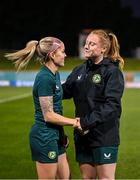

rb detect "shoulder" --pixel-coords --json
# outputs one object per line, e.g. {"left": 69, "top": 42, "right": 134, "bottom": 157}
{"left": 102, "top": 58, "right": 122, "bottom": 73}
{"left": 71, "top": 62, "right": 86, "bottom": 74}
{"left": 35, "top": 71, "right": 55, "bottom": 86}
{"left": 101, "top": 58, "right": 124, "bottom": 81}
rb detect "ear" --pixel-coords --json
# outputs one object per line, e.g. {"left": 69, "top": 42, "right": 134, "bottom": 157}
{"left": 101, "top": 46, "right": 107, "bottom": 54}
{"left": 49, "top": 52, "right": 55, "bottom": 59}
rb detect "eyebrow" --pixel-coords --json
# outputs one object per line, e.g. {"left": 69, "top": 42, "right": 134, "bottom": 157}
{"left": 85, "top": 41, "right": 96, "bottom": 44}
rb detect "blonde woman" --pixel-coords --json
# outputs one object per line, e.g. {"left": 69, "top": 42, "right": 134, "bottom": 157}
{"left": 62, "top": 29, "right": 124, "bottom": 179}
{"left": 5, "top": 37, "right": 80, "bottom": 179}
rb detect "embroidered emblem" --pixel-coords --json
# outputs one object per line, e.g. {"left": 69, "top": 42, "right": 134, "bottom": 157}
{"left": 48, "top": 151, "right": 56, "bottom": 159}
{"left": 92, "top": 74, "right": 101, "bottom": 83}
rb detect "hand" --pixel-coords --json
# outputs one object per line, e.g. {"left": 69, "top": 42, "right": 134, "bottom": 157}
{"left": 75, "top": 118, "right": 90, "bottom": 135}
{"left": 63, "top": 135, "right": 69, "bottom": 149}
{"left": 73, "top": 118, "right": 82, "bottom": 130}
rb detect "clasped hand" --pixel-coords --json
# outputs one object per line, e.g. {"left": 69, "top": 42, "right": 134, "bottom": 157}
{"left": 73, "top": 118, "right": 89, "bottom": 135}
{"left": 73, "top": 117, "right": 82, "bottom": 130}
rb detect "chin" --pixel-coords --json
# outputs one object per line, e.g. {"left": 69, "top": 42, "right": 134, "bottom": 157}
{"left": 59, "top": 63, "right": 64, "bottom": 67}
{"left": 84, "top": 55, "right": 90, "bottom": 59}
{"left": 84, "top": 53, "right": 90, "bottom": 58}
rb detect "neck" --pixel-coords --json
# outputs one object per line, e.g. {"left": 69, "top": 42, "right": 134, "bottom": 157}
{"left": 93, "top": 55, "right": 104, "bottom": 64}
{"left": 45, "top": 61, "right": 58, "bottom": 74}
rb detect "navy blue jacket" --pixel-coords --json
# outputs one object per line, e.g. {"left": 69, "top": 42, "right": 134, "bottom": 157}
{"left": 62, "top": 58, "right": 124, "bottom": 147}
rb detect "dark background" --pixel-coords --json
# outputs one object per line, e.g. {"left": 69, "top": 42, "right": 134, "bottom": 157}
{"left": 0, "top": 0, "right": 140, "bottom": 57}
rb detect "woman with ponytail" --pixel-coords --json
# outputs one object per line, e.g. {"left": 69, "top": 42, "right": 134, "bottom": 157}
{"left": 5, "top": 37, "right": 81, "bottom": 179}
{"left": 62, "top": 29, "right": 124, "bottom": 179}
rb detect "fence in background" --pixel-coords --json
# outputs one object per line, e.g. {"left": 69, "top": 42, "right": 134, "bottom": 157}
{"left": 0, "top": 71, "right": 140, "bottom": 88}
{"left": 0, "top": 71, "right": 69, "bottom": 87}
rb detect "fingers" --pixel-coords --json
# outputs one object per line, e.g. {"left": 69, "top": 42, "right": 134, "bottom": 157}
{"left": 74, "top": 118, "right": 82, "bottom": 129}
{"left": 75, "top": 117, "right": 90, "bottom": 135}
{"left": 73, "top": 118, "right": 81, "bottom": 129}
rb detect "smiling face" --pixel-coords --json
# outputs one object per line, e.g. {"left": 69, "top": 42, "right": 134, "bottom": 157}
{"left": 50, "top": 43, "right": 66, "bottom": 67}
{"left": 84, "top": 33, "right": 107, "bottom": 62}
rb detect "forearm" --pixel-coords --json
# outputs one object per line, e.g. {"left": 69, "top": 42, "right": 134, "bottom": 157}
{"left": 62, "top": 78, "right": 73, "bottom": 99}
{"left": 80, "top": 99, "right": 121, "bottom": 129}
{"left": 39, "top": 96, "right": 77, "bottom": 126}
{"left": 45, "top": 111, "right": 76, "bottom": 126}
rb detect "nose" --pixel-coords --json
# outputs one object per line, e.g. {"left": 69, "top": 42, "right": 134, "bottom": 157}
{"left": 84, "top": 43, "right": 88, "bottom": 50}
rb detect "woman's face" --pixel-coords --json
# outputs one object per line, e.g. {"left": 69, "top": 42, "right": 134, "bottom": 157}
{"left": 51, "top": 43, "right": 66, "bottom": 67}
{"left": 84, "top": 33, "right": 105, "bottom": 59}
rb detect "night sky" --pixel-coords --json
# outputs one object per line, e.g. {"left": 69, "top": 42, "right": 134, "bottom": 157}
{"left": 121, "top": 0, "right": 140, "bottom": 17}
{"left": 0, "top": 0, "right": 140, "bottom": 56}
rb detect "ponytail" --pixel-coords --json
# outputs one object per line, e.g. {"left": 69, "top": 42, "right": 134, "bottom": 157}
{"left": 108, "top": 33, "right": 124, "bottom": 70}
{"left": 5, "top": 40, "right": 38, "bottom": 71}
{"left": 5, "top": 37, "right": 63, "bottom": 71}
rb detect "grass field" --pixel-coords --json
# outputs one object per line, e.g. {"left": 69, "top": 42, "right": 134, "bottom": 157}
{"left": 0, "top": 50, "right": 140, "bottom": 71}
{"left": 0, "top": 87, "right": 140, "bottom": 179}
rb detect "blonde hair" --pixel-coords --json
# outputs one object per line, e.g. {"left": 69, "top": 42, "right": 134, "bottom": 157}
{"left": 90, "top": 29, "right": 124, "bottom": 69}
{"left": 5, "top": 37, "right": 63, "bottom": 71}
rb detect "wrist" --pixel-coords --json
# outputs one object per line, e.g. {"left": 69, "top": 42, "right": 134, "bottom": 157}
{"left": 73, "top": 119, "right": 78, "bottom": 127}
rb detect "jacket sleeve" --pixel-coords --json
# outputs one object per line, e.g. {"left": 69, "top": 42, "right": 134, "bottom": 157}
{"left": 62, "top": 68, "right": 76, "bottom": 99}
{"left": 80, "top": 67, "right": 125, "bottom": 130}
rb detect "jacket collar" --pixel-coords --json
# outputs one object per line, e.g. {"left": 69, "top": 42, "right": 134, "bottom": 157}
{"left": 86, "top": 58, "right": 119, "bottom": 70}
